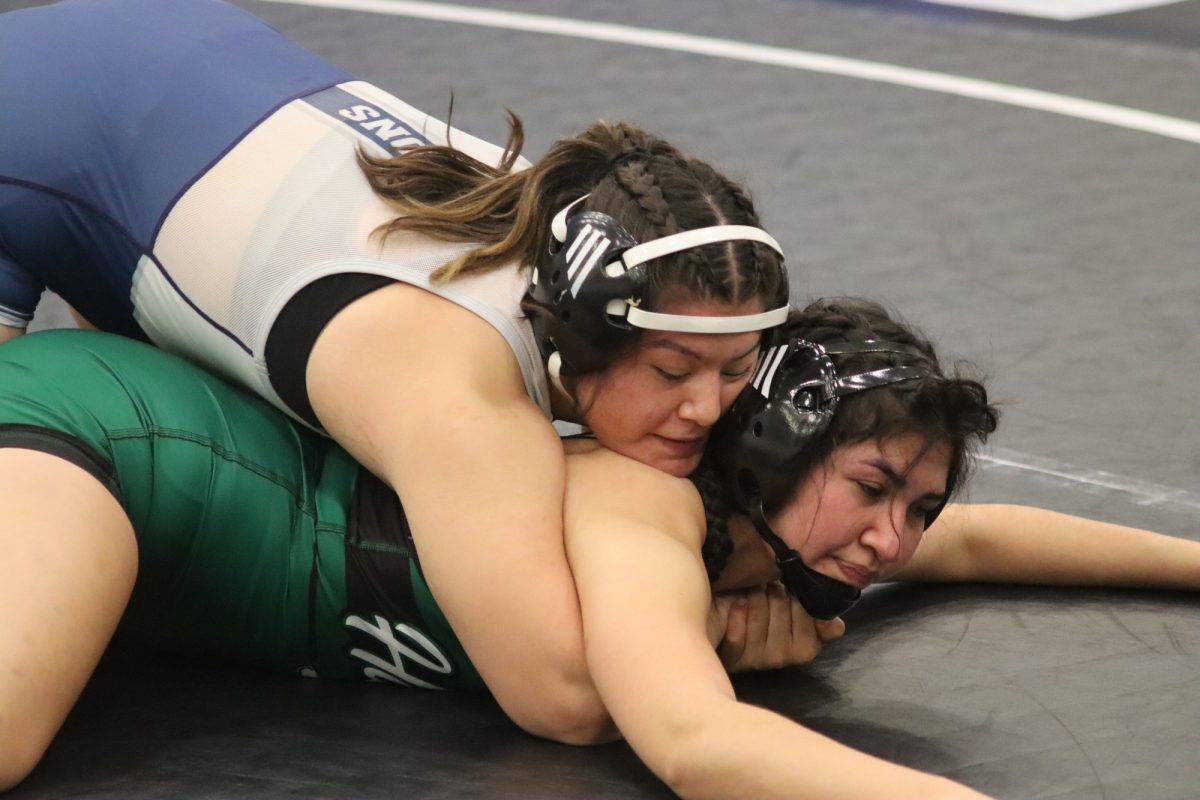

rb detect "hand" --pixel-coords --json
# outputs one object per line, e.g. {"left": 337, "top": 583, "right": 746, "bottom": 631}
{"left": 708, "top": 583, "right": 845, "bottom": 672}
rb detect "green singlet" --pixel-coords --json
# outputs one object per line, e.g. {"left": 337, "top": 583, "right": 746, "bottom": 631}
{"left": 0, "top": 330, "right": 481, "bottom": 690}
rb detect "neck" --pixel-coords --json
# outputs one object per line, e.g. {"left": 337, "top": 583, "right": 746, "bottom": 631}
{"left": 548, "top": 373, "right": 582, "bottom": 423}
{"left": 711, "top": 514, "right": 779, "bottom": 591}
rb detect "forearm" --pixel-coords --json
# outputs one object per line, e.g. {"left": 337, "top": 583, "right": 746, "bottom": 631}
{"left": 664, "top": 702, "right": 990, "bottom": 800}
{"left": 901, "top": 503, "right": 1200, "bottom": 589}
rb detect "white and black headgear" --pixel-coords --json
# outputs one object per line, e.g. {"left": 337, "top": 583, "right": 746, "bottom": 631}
{"left": 526, "top": 195, "right": 790, "bottom": 391}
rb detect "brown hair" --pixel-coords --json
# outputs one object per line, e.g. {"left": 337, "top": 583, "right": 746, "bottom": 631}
{"left": 696, "top": 297, "right": 999, "bottom": 579}
{"left": 357, "top": 113, "right": 787, "bottom": 314}
{"left": 774, "top": 298, "right": 997, "bottom": 495}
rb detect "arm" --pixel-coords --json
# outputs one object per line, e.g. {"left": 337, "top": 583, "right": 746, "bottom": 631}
{"left": 895, "top": 503, "right": 1200, "bottom": 588}
{"left": 306, "top": 283, "right": 612, "bottom": 743}
{"left": 563, "top": 451, "right": 990, "bottom": 800}
{"left": 0, "top": 325, "right": 22, "bottom": 345}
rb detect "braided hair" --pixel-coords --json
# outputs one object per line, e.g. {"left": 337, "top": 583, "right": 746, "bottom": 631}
{"left": 358, "top": 114, "right": 787, "bottom": 342}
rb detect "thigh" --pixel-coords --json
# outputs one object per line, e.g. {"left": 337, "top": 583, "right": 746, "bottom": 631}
{"left": 0, "top": 448, "right": 136, "bottom": 790}
{"left": 0, "top": 330, "right": 356, "bottom": 668}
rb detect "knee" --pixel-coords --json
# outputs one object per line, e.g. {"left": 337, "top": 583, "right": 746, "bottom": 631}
{"left": 0, "top": 735, "right": 46, "bottom": 793}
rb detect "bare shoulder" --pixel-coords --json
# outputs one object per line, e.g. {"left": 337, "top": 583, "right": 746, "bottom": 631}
{"left": 564, "top": 446, "right": 707, "bottom": 546}
{"left": 306, "top": 280, "right": 550, "bottom": 478}
{"left": 565, "top": 445, "right": 695, "bottom": 496}
{"left": 310, "top": 280, "right": 530, "bottom": 407}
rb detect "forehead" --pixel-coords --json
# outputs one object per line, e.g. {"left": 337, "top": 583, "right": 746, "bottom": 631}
{"left": 635, "top": 295, "right": 767, "bottom": 360}
{"left": 652, "top": 289, "right": 765, "bottom": 317}
{"left": 838, "top": 435, "right": 951, "bottom": 488}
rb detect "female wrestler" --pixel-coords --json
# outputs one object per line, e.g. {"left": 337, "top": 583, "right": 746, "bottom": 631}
{"left": 0, "top": 0, "right": 791, "bottom": 739}
{"left": 558, "top": 297, "right": 1200, "bottom": 798}
{"left": 3, "top": 301, "right": 1198, "bottom": 795}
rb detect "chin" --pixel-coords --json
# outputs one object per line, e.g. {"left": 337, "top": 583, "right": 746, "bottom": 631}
{"left": 613, "top": 441, "right": 701, "bottom": 477}
{"left": 652, "top": 453, "right": 701, "bottom": 478}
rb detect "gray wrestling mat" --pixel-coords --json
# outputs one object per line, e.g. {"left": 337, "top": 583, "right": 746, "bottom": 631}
{"left": 8, "top": 0, "right": 1200, "bottom": 797}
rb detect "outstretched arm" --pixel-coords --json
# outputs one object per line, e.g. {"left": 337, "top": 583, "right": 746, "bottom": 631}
{"left": 563, "top": 450, "right": 990, "bottom": 800}
{"left": 895, "top": 503, "right": 1200, "bottom": 588}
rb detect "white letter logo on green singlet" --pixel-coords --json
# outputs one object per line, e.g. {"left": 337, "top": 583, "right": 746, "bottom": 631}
{"left": 345, "top": 613, "right": 453, "bottom": 689}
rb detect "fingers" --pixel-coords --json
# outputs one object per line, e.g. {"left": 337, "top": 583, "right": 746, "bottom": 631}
{"left": 715, "top": 585, "right": 848, "bottom": 673}
{"left": 716, "top": 597, "right": 749, "bottom": 668}
{"left": 814, "top": 616, "right": 846, "bottom": 642}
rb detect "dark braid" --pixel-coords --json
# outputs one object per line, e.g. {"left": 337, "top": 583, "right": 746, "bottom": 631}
{"left": 692, "top": 467, "right": 735, "bottom": 583}
{"left": 584, "top": 131, "right": 788, "bottom": 334}
{"left": 610, "top": 159, "right": 680, "bottom": 236}
{"left": 359, "top": 110, "right": 787, "bottom": 338}
{"left": 692, "top": 159, "right": 767, "bottom": 305}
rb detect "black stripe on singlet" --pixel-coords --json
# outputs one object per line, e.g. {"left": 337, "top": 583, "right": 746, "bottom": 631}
{"left": 264, "top": 272, "right": 395, "bottom": 428}
{"left": 343, "top": 469, "right": 424, "bottom": 637}
{"left": 0, "top": 423, "right": 120, "bottom": 501}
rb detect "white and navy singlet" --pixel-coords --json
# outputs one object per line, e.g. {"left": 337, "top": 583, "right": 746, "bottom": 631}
{"left": 0, "top": 0, "right": 548, "bottom": 424}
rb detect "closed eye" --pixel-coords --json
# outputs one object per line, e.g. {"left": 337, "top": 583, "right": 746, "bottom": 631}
{"left": 720, "top": 365, "right": 754, "bottom": 381}
{"left": 857, "top": 481, "right": 883, "bottom": 499}
{"left": 654, "top": 367, "right": 688, "bottom": 382}
{"left": 908, "top": 503, "right": 934, "bottom": 520}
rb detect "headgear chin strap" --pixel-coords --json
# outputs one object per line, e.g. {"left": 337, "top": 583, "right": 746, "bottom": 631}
{"left": 714, "top": 338, "right": 927, "bottom": 619}
{"left": 747, "top": 499, "right": 862, "bottom": 619}
{"left": 527, "top": 195, "right": 789, "bottom": 377}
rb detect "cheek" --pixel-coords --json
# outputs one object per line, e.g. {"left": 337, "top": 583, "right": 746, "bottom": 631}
{"left": 718, "top": 377, "right": 750, "bottom": 414}
{"left": 612, "top": 371, "right": 682, "bottom": 423}
{"left": 770, "top": 486, "right": 820, "bottom": 550}
{"left": 795, "top": 491, "right": 863, "bottom": 556}
{"left": 899, "top": 528, "right": 925, "bottom": 562}
{"left": 580, "top": 373, "right": 663, "bottom": 439}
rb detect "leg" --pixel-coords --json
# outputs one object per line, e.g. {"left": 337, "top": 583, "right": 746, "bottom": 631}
{"left": 0, "top": 449, "right": 136, "bottom": 791}
{"left": 68, "top": 306, "right": 96, "bottom": 330}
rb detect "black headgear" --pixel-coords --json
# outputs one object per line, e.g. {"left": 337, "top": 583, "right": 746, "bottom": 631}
{"left": 526, "top": 196, "right": 790, "bottom": 385}
{"left": 712, "top": 338, "right": 927, "bottom": 619}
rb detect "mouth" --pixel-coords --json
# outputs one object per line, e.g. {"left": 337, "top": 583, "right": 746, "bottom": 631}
{"left": 653, "top": 433, "right": 706, "bottom": 456}
{"left": 834, "top": 559, "right": 877, "bottom": 589}
{"left": 647, "top": 434, "right": 707, "bottom": 475}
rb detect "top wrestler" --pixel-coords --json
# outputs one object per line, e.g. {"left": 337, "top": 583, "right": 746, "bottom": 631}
{"left": 0, "top": 0, "right": 798, "bottom": 739}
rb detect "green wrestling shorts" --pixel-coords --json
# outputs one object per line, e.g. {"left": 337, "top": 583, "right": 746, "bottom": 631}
{"left": 0, "top": 330, "right": 480, "bottom": 690}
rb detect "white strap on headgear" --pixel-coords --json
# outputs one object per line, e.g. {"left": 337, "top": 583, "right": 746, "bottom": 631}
{"left": 550, "top": 194, "right": 591, "bottom": 243}
{"left": 624, "top": 304, "right": 790, "bottom": 334}
{"left": 552, "top": 196, "right": 790, "bottom": 335}
{"left": 546, "top": 350, "right": 569, "bottom": 397}
{"left": 621, "top": 225, "right": 783, "bottom": 268}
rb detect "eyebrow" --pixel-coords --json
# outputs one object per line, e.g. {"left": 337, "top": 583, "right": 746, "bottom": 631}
{"left": 644, "top": 337, "right": 761, "bottom": 362}
{"left": 866, "top": 459, "right": 947, "bottom": 502}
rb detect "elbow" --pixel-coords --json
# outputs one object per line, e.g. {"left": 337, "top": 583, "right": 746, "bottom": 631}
{"left": 659, "top": 744, "right": 711, "bottom": 800}
{"left": 652, "top": 722, "right": 731, "bottom": 800}
{"left": 505, "top": 681, "right": 617, "bottom": 746}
